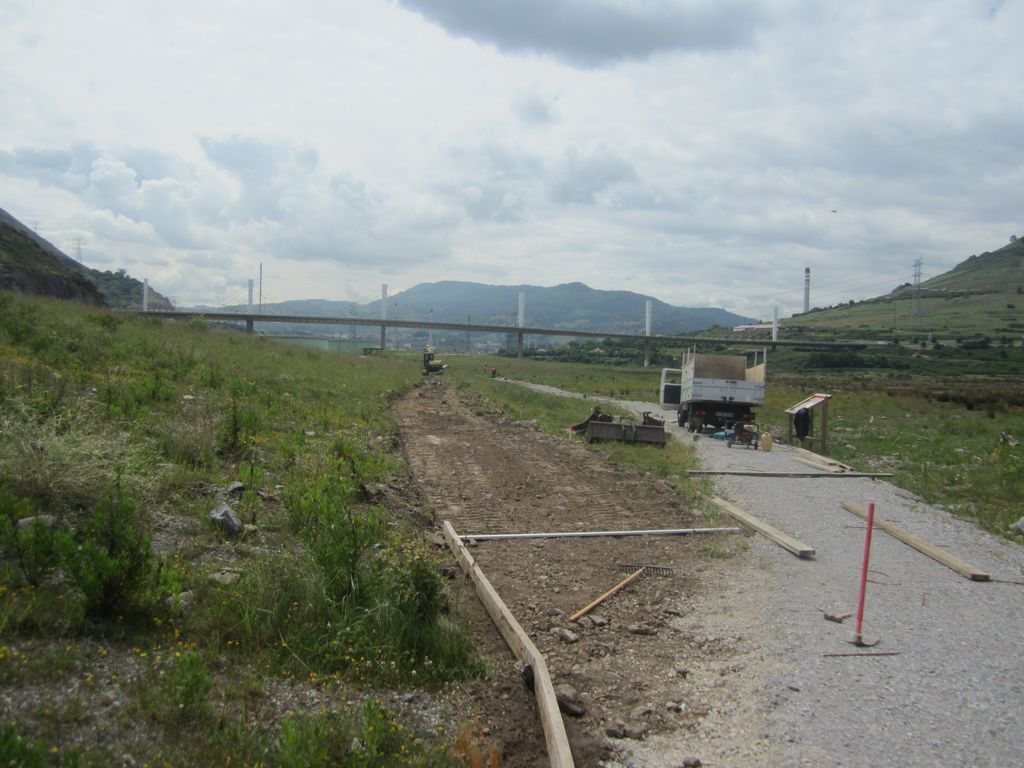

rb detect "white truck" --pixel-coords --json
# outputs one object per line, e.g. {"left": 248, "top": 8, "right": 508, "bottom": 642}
{"left": 659, "top": 349, "right": 767, "bottom": 432}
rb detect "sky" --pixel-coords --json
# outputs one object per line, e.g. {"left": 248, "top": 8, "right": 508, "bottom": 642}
{"left": 1, "top": 0, "right": 1021, "bottom": 319}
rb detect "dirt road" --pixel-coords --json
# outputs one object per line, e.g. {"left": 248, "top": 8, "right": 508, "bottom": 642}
{"left": 397, "top": 379, "right": 775, "bottom": 767}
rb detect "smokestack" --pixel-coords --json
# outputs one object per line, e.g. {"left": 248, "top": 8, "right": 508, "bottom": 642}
{"left": 803, "top": 267, "right": 810, "bottom": 313}
{"left": 518, "top": 291, "right": 525, "bottom": 327}
{"left": 772, "top": 306, "right": 779, "bottom": 341}
{"left": 645, "top": 300, "right": 652, "bottom": 336}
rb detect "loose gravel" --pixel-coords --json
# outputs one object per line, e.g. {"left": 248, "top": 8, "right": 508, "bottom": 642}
{"left": 521, "top": 383, "right": 1024, "bottom": 767}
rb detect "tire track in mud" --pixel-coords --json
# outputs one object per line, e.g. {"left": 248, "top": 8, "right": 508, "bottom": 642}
{"left": 397, "top": 379, "right": 762, "bottom": 767}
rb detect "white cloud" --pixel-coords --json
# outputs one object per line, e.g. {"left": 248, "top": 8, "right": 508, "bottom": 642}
{"left": 0, "top": 0, "right": 1021, "bottom": 316}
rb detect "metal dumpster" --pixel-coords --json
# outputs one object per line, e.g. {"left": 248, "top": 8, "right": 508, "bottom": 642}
{"left": 585, "top": 420, "right": 667, "bottom": 446}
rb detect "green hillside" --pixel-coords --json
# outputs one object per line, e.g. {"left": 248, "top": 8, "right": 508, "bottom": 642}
{"left": 0, "top": 206, "right": 173, "bottom": 309}
{"left": 788, "top": 238, "right": 1024, "bottom": 339}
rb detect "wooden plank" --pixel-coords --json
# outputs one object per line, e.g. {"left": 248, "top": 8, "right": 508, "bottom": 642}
{"left": 795, "top": 457, "right": 844, "bottom": 473}
{"left": 796, "top": 448, "right": 855, "bottom": 472}
{"left": 840, "top": 501, "right": 990, "bottom": 582}
{"left": 705, "top": 495, "right": 816, "bottom": 558}
{"left": 442, "top": 521, "right": 575, "bottom": 768}
{"left": 688, "top": 470, "right": 893, "bottom": 478}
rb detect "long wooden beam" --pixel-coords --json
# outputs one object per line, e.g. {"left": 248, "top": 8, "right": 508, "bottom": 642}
{"left": 442, "top": 521, "right": 575, "bottom": 768}
{"left": 688, "top": 470, "right": 893, "bottom": 478}
{"left": 840, "top": 501, "right": 990, "bottom": 582}
{"left": 705, "top": 495, "right": 816, "bottom": 558}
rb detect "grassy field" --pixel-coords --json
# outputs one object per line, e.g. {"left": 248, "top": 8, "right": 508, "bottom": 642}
{"left": 0, "top": 292, "right": 490, "bottom": 766}
{"left": 760, "top": 377, "right": 1024, "bottom": 535}
{"left": 446, "top": 354, "right": 662, "bottom": 402}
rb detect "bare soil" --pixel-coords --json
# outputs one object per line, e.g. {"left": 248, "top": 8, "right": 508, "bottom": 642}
{"left": 396, "top": 378, "right": 759, "bottom": 767}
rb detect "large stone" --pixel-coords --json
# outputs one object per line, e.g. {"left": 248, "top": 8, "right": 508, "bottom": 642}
{"left": 226, "top": 481, "right": 245, "bottom": 498}
{"left": 551, "top": 627, "right": 579, "bottom": 644}
{"left": 554, "top": 684, "right": 586, "bottom": 717}
{"left": 605, "top": 722, "right": 626, "bottom": 739}
{"left": 210, "top": 569, "right": 241, "bottom": 585}
{"left": 628, "top": 624, "right": 657, "bottom": 636}
{"left": 16, "top": 515, "right": 59, "bottom": 531}
{"left": 1009, "top": 516, "right": 1024, "bottom": 534}
{"left": 209, "top": 502, "right": 243, "bottom": 537}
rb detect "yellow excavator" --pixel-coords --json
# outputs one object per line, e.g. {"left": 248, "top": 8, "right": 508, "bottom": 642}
{"left": 422, "top": 346, "right": 446, "bottom": 375}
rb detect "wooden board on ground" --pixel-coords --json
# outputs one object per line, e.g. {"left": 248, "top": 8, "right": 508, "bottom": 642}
{"left": 705, "top": 495, "right": 816, "bottom": 559}
{"left": 796, "top": 449, "right": 857, "bottom": 474}
{"left": 442, "top": 521, "right": 575, "bottom": 768}
{"left": 795, "top": 457, "right": 845, "bottom": 473}
{"left": 840, "top": 501, "right": 990, "bottom": 582}
{"left": 688, "top": 470, "right": 893, "bottom": 478}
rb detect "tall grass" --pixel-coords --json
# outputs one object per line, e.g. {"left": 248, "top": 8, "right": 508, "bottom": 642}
{"left": 0, "top": 291, "right": 482, "bottom": 765}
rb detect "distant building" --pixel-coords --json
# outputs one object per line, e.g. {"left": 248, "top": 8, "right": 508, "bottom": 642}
{"left": 732, "top": 323, "right": 777, "bottom": 331}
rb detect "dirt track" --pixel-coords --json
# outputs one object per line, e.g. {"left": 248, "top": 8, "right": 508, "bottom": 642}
{"left": 397, "top": 379, "right": 768, "bottom": 767}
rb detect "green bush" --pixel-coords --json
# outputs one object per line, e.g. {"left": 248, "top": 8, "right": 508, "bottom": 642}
{"left": 308, "top": 498, "right": 385, "bottom": 601}
{"left": 58, "top": 491, "right": 155, "bottom": 616}
{"left": 0, "top": 486, "right": 60, "bottom": 586}
{"left": 0, "top": 721, "right": 82, "bottom": 768}
{"left": 164, "top": 651, "right": 213, "bottom": 721}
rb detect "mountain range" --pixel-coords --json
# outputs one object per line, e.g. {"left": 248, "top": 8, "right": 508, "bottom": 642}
{"left": 202, "top": 281, "right": 753, "bottom": 336}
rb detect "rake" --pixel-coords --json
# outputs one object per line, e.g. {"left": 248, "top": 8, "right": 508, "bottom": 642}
{"left": 615, "top": 563, "right": 675, "bottom": 578}
{"left": 569, "top": 563, "right": 675, "bottom": 622}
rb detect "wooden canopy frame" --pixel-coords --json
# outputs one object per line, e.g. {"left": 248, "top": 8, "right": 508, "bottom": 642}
{"left": 786, "top": 392, "right": 832, "bottom": 453}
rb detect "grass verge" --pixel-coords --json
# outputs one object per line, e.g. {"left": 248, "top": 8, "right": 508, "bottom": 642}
{"left": 0, "top": 291, "right": 486, "bottom": 766}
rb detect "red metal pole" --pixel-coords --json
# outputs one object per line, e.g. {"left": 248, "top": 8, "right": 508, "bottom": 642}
{"left": 854, "top": 500, "right": 876, "bottom": 642}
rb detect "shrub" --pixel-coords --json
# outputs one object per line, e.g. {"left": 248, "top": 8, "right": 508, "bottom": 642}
{"left": 58, "top": 491, "right": 155, "bottom": 616}
{"left": 307, "top": 498, "right": 385, "bottom": 602}
{"left": 164, "top": 651, "right": 213, "bottom": 721}
{"left": 0, "top": 485, "right": 61, "bottom": 586}
{"left": 0, "top": 722, "right": 81, "bottom": 768}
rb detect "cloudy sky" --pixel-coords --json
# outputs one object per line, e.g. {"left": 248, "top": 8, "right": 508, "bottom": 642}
{"left": 1, "top": 1, "right": 1021, "bottom": 318}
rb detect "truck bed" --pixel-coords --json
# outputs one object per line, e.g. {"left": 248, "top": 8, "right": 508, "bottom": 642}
{"left": 681, "top": 377, "right": 765, "bottom": 406}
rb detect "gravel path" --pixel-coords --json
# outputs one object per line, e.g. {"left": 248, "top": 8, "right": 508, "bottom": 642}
{"left": 517, "top": 382, "right": 1024, "bottom": 767}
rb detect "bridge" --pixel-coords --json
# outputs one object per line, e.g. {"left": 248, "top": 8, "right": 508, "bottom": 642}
{"left": 140, "top": 309, "right": 872, "bottom": 362}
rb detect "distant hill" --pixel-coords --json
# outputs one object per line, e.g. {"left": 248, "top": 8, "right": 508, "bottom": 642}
{"left": 787, "top": 237, "right": 1024, "bottom": 339}
{"left": 206, "top": 281, "right": 752, "bottom": 337}
{"left": 0, "top": 207, "right": 105, "bottom": 305}
{"left": 0, "top": 207, "right": 173, "bottom": 310}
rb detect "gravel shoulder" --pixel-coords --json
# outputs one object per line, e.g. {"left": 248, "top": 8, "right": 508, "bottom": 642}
{"left": 606, "top": 391, "right": 1024, "bottom": 767}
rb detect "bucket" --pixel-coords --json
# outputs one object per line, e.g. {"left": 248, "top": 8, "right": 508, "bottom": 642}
{"left": 760, "top": 433, "right": 774, "bottom": 452}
